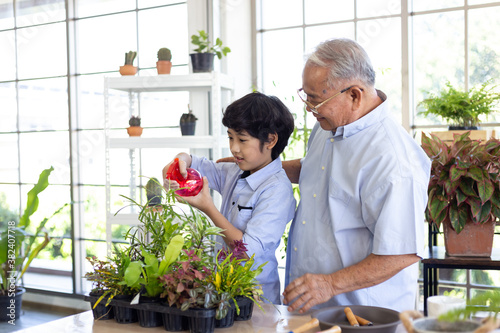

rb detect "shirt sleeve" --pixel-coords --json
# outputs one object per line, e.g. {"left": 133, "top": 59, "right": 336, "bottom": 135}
{"left": 190, "top": 155, "right": 226, "bottom": 194}
{"left": 241, "top": 179, "right": 296, "bottom": 259}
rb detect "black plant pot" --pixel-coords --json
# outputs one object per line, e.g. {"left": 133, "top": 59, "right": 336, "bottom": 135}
{"left": 137, "top": 296, "right": 163, "bottom": 328}
{"left": 190, "top": 53, "right": 215, "bottom": 73}
{"left": 113, "top": 294, "right": 138, "bottom": 324}
{"left": 89, "top": 291, "right": 114, "bottom": 320}
{"left": 180, "top": 122, "right": 196, "bottom": 136}
{"left": 162, "top": 308, "right": 189, "bottom": 331}
{"left": 0, "top": 287, "right": 25, "bottom": 322}
{"left": 187, "top": 307, "right": 216, "bottom": 333}
{"left": 448, "top": 125, "right": 479, "bottom": 130}
{"left": 147, "top": 194, "right": 161, "bottom": 206}
{"left": 214, "top": 300, "right": 235, "bottom": 328}
{"left": 235, "top": 296, "right": 254, "bottom": 321}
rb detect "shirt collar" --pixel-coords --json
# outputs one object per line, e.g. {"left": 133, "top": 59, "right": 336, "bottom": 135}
{"left": 239, "top": 157, "right": 283, "bottom": 191}
{"left": 333, "top": 89, "right": 388, "bottom": 139}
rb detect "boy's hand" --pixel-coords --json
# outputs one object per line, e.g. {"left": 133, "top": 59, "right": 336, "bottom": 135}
{"left": 179, "top": 177, "right": 214, "bottom": 212}
{"left": 162, "top": 159, "right": 188, "bottom": 190}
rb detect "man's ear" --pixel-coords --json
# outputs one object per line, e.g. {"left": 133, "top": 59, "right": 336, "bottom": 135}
{"left": 350, "top": 87, "right": 363, "bottom": 111}
{"left": 267, "top": 133, "right": 278, "bottom": 149}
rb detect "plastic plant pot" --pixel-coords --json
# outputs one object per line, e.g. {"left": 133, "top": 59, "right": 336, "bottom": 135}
{"left": 166, "top": 158, "right": 203, "bottom": 197}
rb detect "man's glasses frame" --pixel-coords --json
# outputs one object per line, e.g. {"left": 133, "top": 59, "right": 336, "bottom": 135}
{"left": 297, "top": 85, "right": 363, "bottom": 114}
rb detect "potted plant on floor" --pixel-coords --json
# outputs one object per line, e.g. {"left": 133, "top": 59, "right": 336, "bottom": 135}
{"left": 127, "top": 115, "right": 142, "bottom": 137}
{"left": 0, "top": 167, "right": 69, "bottom": 322}
{"left": 156, "top": 47, "right": 172, "bottom": 75}
{"left": 180, "top": 105, "right": 197, "bottom": 136}
{"left": 190, "top": 30, "right": 231, "bottom": 73}
{"left": 421, "top": 131, "right": 500, "bottom": 257}
{"left": 119, "top": 51, "right": 137, "bottom": 76}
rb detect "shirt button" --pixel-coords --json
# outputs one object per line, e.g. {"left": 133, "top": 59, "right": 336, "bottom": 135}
{"left": 321, "top": 166, "right": 325, "bottom": 170}
{"left": 330, "top": 138, "right": 334, "bottom": 142}
{"left": 302, "top": 220, "right": 306, "bottom": 224}
{"left": 294, "top": 247, "right": 297, "bottom": 251}
{"left": 313, "top": 194, "right": 317, "bottom": 198}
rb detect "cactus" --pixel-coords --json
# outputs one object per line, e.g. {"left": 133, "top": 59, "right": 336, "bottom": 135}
{"left": 157, "top": 48, "right": 172, "bottom": 61}
{"left": 145, "top": 177, "right": 162, "bottom": 206}
{"left": 124, "top": 51, "right": 137, "bottom": 65}
{"left": 129, "top": 115, "right": 141, "bottom": 127}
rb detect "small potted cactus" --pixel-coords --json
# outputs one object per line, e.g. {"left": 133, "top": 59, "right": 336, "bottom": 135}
{"left": 127, "top": 115, "right": 142, "bottom": 137}
{"left": 119, "top": 50, "right": 137, "bottom": 76}
{"left": 145, "top": 177, "right": 162, "bottom": 206}
{"left": 156, "top": 47, "right": 172, "bottom": 75}
{"left": 180, "top": 105, "right": 197, "bottom": 136}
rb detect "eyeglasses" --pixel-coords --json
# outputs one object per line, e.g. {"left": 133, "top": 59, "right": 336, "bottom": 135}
{"left": 297, "top": 86, "right": 362, "bottom": 114}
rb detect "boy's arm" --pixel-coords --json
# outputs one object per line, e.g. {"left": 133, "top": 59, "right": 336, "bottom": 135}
{"left": 282, "top": 159, "right": 302, "bottom": 184}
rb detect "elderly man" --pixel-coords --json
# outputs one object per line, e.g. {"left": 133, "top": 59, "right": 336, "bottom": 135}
{"left": 281, "top": 38, "right": 431, "bottom": 313}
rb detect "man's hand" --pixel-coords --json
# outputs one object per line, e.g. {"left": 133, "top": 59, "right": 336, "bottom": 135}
{"left": 282, "top": 273, "right": 336, "bottom": 313}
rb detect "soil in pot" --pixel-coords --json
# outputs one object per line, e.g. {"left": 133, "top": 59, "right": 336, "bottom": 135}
{"left": 0, "top": 287, "right": 25, "bottom": 322}
{"left": 113, "top": 294, "right": 138, "bottom": 324}
{"left": 89, "top": 291, "right": 114, "bottom": 320}
{"left": 137, "top": 296, "right": 163, "bottom": 328}
{"left": 235, "top": 296, "right": 254, "bottom": 321}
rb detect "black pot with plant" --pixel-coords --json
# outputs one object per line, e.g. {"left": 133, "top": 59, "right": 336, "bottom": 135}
{"left": 145, "top": 177, "right": 162, "bottom": 206}
{"left": 180, "top": 106, "right": 197, "bottom": 136}
{"left": 190, "top": 30, "right": 230, "bottom": 73}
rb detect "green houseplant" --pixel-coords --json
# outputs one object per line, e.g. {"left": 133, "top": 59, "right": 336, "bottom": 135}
{"left": 145, "top": 177, "right": 162, "bottom": 206}
{"left": 0, "top": 167, "right": 69, "bottom": 321}
{"left": 180, "top": 105, "right": 197, "bottom": 136}
{"left": 421, "top": 131, "right": 500, "bottom": 256}
{"left": 156, "top": 47, "right": 172, "bottom": 75}
{"left": 418, "top": 81, "right": 500, "bottom": 129}
{"left": 127, "top": 115, "right": 142, "bottom": 137}
{"left": 120, "top": 50, "right": 137, "bottom": 76}
{"left": 190, "top": 30, "right": 231, "bottom": 73}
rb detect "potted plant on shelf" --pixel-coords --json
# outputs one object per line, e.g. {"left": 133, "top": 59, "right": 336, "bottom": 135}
{"left": 127, "top": 115, "right": 142, "bottom": 137}
{"left": 418, "top": 81, "right": 500, "bottom": 141}
{"left": 0, "top": 166, "right": 69, "bottom": 322}
{"left": 421, "top": 131, "right": 500, "bottom": 257}
{"left": 119, "top": 50, "right": 137, "bottom": 76}
{"left": 180, "top": 105, "right": 197, "bottom": 136}
{"left": 156, "top": 47, "right": 172, "bottom": 75}
{"left": 145, "top": 177, "right": 162, "bottom": 207}
{"left": 190, "top": 30, "right": 231, "bottom": 73}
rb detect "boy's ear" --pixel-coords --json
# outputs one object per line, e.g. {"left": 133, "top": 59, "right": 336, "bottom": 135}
{"left": 267, "top": 133, "right": 278, "bottom": 149}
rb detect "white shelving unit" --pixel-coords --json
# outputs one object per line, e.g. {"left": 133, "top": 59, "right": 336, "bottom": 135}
{"left": 103, "top": 72, "right": 234, "bottom": 250}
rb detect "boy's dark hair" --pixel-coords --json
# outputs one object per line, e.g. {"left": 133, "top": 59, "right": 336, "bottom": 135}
{"left": 222, "top": 91, "right": 295, "bottom": 160}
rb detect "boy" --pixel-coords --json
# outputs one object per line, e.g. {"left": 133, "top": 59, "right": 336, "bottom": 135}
{"left": 162, "top": 91, "right": 296, "bottom": 304}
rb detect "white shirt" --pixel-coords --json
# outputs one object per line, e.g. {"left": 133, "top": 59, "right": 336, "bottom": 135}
{"left": 285, "top": 91, "right": 431, "bottom": 312}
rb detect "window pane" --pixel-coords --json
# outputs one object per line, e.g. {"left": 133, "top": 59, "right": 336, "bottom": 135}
{"left": 79, "top": 130, "right": 106, "bottom": 185}
{"left": 138, "top": 4, "right": 189, "bottom": 69}
{"left": 411, "top": 0, "right": 463, "bottom": 12}
{"left": 18, "top": 78, "right": 68, "bottom": 131}
{"left": 305, "top": 0, "right": 354, "bottom": 24}
{"left": 0, "top": 185, "right": 20, "bottom": 224}
{"left": 357, "top": 0, "right": 401, "bottom": 18}
{"left": 15, "top": 0, "right": 65, "bottom": 27}
{"left": 0, "top": 0, "right": 14, "bottom": 30}
{"left": 0, "top": 30, "right": 16, "bottom": 81}
{"left": 305, "top": 23, "right": 355, "bottom": 54}
{"left": 77, "top": 74, "right": 105, "bottom": 130}
{"left": 469, "top": 0, "right": 499, "bottom": 4}
{"left": 0, "top": 134, "right": 18, "bottom": 182}
{"left": 139, "top": 91, "right": 190, "bottom": 129}
{"left": 138, "top": 0, "right": 184, "bottom": 8}
{"left": 81, "top": 186, "right": 106, "bottom": 239}
{"left": 77, "top": 13, "right": 137, "bottom": 74}
{"left": 75, "top": 0, "right": 135, "bottom": 18}
{"left": 19, "top": 132, "right": 70, "bottom": 184}
{"left": 17, "top": 23, "right": 67, "bottom": 79}
{"left": 358, "top": 17, "right": 402, "bottom": 123}
{"left": 413, "top": 11, "right": 464, "bottom": 126}
{"left": 0, "top": 82, "right": 17, "bottom": 132}
{"left": 258, "top": 0, "right": 303, "bottom": 30}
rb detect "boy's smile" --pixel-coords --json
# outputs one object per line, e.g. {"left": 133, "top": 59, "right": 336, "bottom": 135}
{"left": 227, "top": 128, "right": 274, "bottom": 174}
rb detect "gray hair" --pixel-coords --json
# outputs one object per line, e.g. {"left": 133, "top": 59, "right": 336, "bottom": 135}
{"left": 306, "top": 38, "right": 376, "bottom": 89}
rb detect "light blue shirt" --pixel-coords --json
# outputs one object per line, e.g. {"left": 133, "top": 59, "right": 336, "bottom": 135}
{"left": 285, "top": 91, "right": 431, "bottom": 312}
{"left": 191, "top": 155, "right": 296, "bottom": 304}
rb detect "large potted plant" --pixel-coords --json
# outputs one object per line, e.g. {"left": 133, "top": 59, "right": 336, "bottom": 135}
{"left": 421, "top": 131, "right": 500, "bottom": 257}
{"left": 418, "top": 81, "right": 500, "bottom": 131}
{"left": 190, "top": 30, "right": 231, "bottom": 73}
{"left": 0, "top": 167, "right": 69, "bottom": 322}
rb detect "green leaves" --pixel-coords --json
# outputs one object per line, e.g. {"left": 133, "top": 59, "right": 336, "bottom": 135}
{"left": 190, "top": 30, "right": 231, "bottom": 58}
{"left": 422, "top": 132, "right": 500, "bottom": 234}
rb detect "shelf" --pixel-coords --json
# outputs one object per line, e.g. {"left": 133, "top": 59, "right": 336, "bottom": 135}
{"left": 105, "top": 72, "right": 234, "bottom": 92}
{"left": 109, "top": 136, "right": 228, "bottom": 149}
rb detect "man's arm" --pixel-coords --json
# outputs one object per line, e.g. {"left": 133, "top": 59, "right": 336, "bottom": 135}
{"left": 282, "top": 253, "right": 420, "bottom": 313}
{"left": 282, "top": 159, "right": 302, "bottom": 184}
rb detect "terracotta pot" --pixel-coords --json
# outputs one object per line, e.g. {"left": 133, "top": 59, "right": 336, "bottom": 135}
{"left": 443, "top": 217, "right": 495, "bottom": 257}
{"left": 119, "top": 65, "right": 137, "bottom": 76}
{"left": 156, "top": 61, "right": 172, "bottom": 74}
{"left": 127, "top": 126, "right": 143, "bottom": 137}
